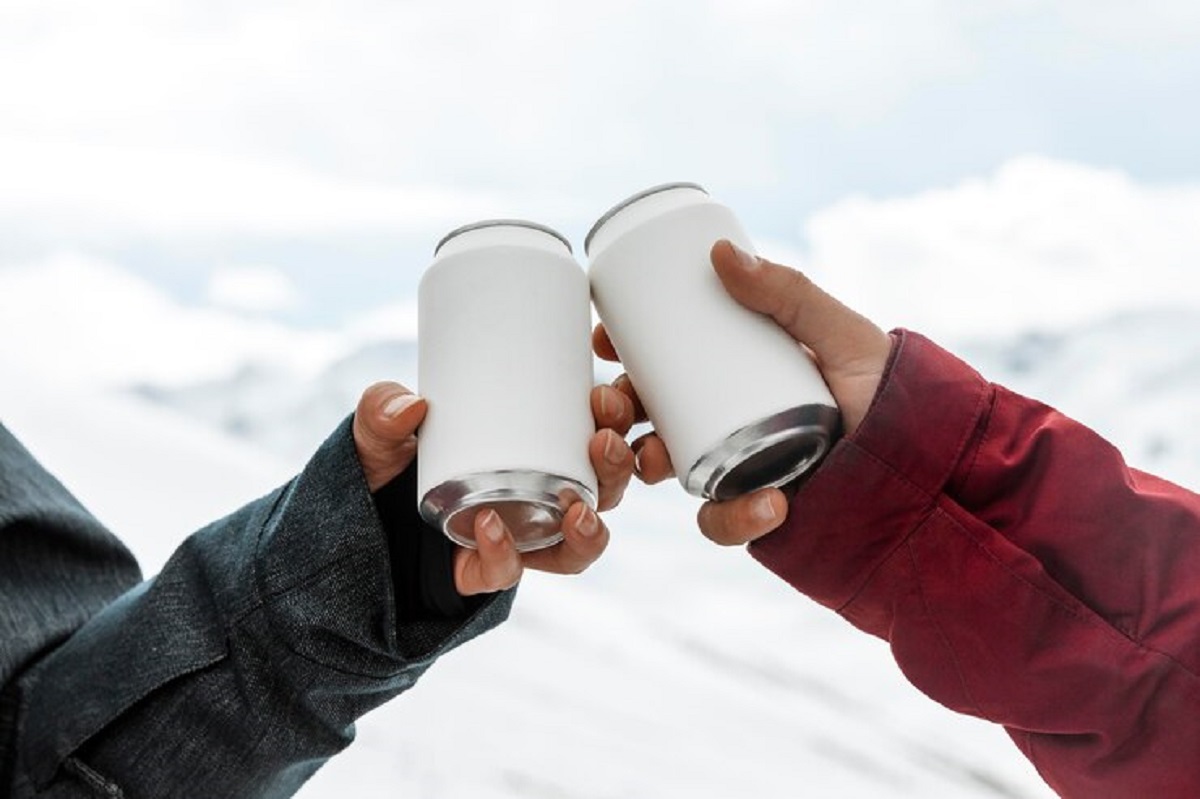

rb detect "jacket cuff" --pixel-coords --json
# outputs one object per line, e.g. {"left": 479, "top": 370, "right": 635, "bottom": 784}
{"left": 373, "top": 460, "right": 476, "bottom": 624}
{"left": 255, "top": 415, "right": 514, "bottom": 674}
{"left": 748, "top": 330, "right": 993, "bottom": 611}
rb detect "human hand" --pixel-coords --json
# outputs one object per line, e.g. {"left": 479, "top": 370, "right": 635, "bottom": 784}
{"left": 353, "top": 381, "right": 636, "bottom": 596}
{"left": 593, "top": 239, "right": 892, "bottom": 546}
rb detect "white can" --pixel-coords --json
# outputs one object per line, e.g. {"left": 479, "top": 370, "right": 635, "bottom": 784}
{"left": 418, "top": 220, "right": 598, "bottom": 552}
{"left": 586, "top": 183, "right": 839, "bottom": 501}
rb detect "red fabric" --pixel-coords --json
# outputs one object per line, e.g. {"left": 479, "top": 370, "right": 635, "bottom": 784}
{"left": 749, "top": 330, "right": 1200, "bottom": 798}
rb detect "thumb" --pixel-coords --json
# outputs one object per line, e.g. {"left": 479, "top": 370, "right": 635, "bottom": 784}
{"left": 352, "top": 381, "right": 428, "bottom": 493}
{"left": 710, "top": 239, "right": 885, "bottom": 371}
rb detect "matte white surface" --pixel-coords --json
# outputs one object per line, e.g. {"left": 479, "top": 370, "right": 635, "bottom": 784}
{"left": 417, "top": 225, "right": 597, "bottom": 509}
{"left": 588, "top": 190, "right": 837, "bottom": 493}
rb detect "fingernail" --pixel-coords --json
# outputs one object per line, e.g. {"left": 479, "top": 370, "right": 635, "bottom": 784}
{"left": 577, "top": 506, "right": 600, "bottom": 537}
{"left": 603, "top": 431, "right": 626, "bottom": 465}
{"left": 382, "top": 393, "right": 420, "bottom": 418}
{"left": 632, "top": 445, "right": 644, "bottom": 475}
{"left": 599, "top": 385, "right": 617, "bottom": 419}
{"left": 753, "top": 493, "right": 779, "bottom": 524}
{"left": 479, "top": 509, "right": 505, "bottom": 543}
{"left": 729, "top": 241, "right": 760, "bottom": 271}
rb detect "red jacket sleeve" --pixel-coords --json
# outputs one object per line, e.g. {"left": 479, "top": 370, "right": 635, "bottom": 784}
{"left": 749, "top": 330, "right": 1200, "bottom": 798}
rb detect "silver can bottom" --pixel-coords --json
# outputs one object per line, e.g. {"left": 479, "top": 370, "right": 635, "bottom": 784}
{"left": 420, "top": 470, "right": 596, "bottom": 553}
{"left": 684, "top": 404, "right": 841, "bottom": 502}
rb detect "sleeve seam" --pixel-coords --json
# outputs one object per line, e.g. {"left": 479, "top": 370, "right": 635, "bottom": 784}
{"left": 833, "top": 441, "right": 938, "bottom": 614}
{"left": 931, "top": 369, "right": 995, "bottom": 496}
{"left": 249, "top": 477, "right": 296, "bottom": 609}
{"left": 858, "top": 329, "right": 906, "bottom": 423}
{"left": 230, "top": 546, "right": 410, "bottom": 679}
{"left": 862, "top": 331, "right": 995, "bottom": 499}
{"left": 950, "top": 383, "right": 999, "bottom": 496}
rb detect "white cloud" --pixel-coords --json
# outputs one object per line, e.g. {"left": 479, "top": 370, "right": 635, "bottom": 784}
{"left": 0, "top": 1, "right": 1066, "bottom": 198}
{"left": 1052, "top": 1, "right": 1200, "bottom": 47}
{"left": 0, "top": 1, "right": 973, "bottom": 249}
{"left": 0, "top": 253, "right": 345, "bottom": 387}
{"left": 207, "top": 264, "right": 302, "bottom": 314}
{"left": 3, "top": 156, "right": 1198, "bottom": 393}
{"left": 702, "top": 0, "right": 976, "bottom": 122}
{"left": 344, "top": 299, "right": 420, "bottom": 344}
{"left": 801, "top": 156, "right": 1200, "bottom": 341}
{"left": 2, "top": 0, "right": 1199, "bottom": 256}
{"left": 0, "top": 138, "right": 517, "bottom": 240}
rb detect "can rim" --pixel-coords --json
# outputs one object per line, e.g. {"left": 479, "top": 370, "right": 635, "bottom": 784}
{"left": 434, "top": 219, "right": 573, "bottom": 256}
{"left": 419, "top": 469, "right": 597, "bottom": 553}
{"left": 683, "top": 404, "right": 839, "bottom": 501}
{"left": 584, "top": 181, "right": 708, "bottom": 256}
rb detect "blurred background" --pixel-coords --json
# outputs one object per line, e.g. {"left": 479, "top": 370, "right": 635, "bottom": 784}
{"left": 3, "top": 1, "right": 1199, "bottom": 796}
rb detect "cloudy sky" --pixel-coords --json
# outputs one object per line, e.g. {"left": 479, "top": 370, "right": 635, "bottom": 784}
{"left": 7, "top": 9, "right": 1199, "bottom": 795}
{"left": 2, "top": 0, "right": 1199, "bottom": 385}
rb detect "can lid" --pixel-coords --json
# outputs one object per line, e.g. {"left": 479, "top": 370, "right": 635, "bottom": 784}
{"left": 419, "top": 470, "right": 596, "bottom": 553}
{"left": 684, "top": 404, "right": 840, "bottom": 501}
{"left": 584, "top": 182, "right": 708, "bottom": 256}
{"left": 435, "top": 219, "right": 573, "bottom": 256}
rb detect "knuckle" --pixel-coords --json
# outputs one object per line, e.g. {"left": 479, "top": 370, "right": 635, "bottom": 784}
{"left": 570, "top": 531, "right": 607, "bottom": 571}
{"left": 492, "top": 560, "right": 522, "bottom": 591}
{"left": 771, "top": 267, "right": 813, "bottom": 328}
{"left": 698, "top": 503, "right": 754, "bottom": 547}
{"left": 697, "top": 506, "right": 727, "bottom": 545}
{"left": 609, "top": 483, "right": 630, "bottom": 510}
{"left": 613, "top": 374, "right": 637, "bottom": 401}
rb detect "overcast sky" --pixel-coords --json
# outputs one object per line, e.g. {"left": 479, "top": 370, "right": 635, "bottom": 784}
{"left": 2, "top": 0, "right": 1199, "bottom": 381}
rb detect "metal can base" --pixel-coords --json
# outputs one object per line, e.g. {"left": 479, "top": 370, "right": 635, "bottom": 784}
{"left": 420, "top": 470, "right": 595, "bottom": 553}
{"left": 684, "top": 404, "right": 841, "bottom": 502}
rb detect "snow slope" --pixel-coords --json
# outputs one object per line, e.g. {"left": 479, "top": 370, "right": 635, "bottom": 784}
{"left": 0, "top": 365, "right": 1055, "bottom": 797}
{"left": 116, "top": 306, "right": 1200, "bottom": 797}
{"left": 0, "top": 365, "right": 292, "bottom": 575}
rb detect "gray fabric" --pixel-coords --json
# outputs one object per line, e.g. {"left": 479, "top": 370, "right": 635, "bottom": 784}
{"left": 0, "top": 417, "right": 513, "bottom": 798}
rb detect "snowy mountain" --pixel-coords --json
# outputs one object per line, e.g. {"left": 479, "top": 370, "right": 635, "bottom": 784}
{"left": 134, "top": 340, "right": 420, "bottom": 463}
{"left": 6, "top": 359, "right": 1067, "bottom": 798}
{"left": 139, "top": 306, "right": 1200, "bottom": 492}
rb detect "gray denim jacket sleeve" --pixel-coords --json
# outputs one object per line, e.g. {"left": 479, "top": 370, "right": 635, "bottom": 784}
{"left": 0, "top": 418, "right": 514, "bottom": 798}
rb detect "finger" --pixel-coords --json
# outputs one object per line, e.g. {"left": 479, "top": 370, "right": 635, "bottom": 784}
{"left": 612, "top": 374, "right": 648, "bottom": 424}
{"left": 709, "top": 239, "right": 889, "bottom": 373}
{"left": 696, "top": 488, "right": 787, "bottom": 547}
{"left": 591, "top": 384, "right": 635, "bottom": 436}
{"left": 631, "top": 433, "right": 674, "bottom": 484}
{"left": 589, "top": 429, "right": 635, "bottom": 511}
{"left": 353, "top": 382, "right": 428, "bottom": 493}
{"left": 521, "top": 503, "right": 609, "bottom": 575}
{"left": 453, "top": 509, "right": 524, "bottom": 596}
{"left": 592, "top": 324, "right": 621, "bottom": 362}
